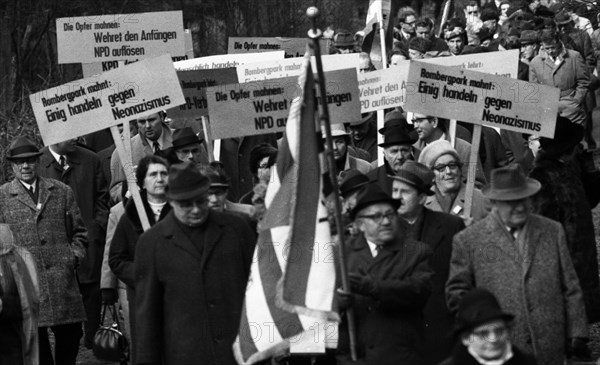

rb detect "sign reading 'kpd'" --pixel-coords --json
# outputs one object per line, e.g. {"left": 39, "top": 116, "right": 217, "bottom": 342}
{"left": 206, "top": 68, "right": 360, "bottom": 139}
{"left": 404, "top": 61, "right": 560, "bottom": 138}
{"left": 29, "top": 54, "right": 185, "bottom": 146}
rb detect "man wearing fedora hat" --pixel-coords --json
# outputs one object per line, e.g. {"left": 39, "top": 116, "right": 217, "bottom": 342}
{"left": 348, "top": 112, "right": 377, "bottom": 162}
{"left": 163, "top": 126, "right": 210, "bottom": 167}
{"left": 389, "top": 161, "right": 466, "bottom": 364}
{"left": 440, "top": 288, "right": 537, "bottom": 365}
{"left": 367, "top": 124, "right": 417, "bottom": 195}
{"left": 325, "top": 124, "right": 373, "bottom": 177}
{"left": 446, "top": 164, "right": 589, "bottom": 365}
{"left": 336, "top": 183, "right": 433, "bottom": 365}
{"left": 0, "top": 136, "right": 88, "bottom": 365}
{"left": 202, "top": 166, "right": 255, "bottom": 220}
{"left": 134, "top": 162, "right": 255, "bottom": 365}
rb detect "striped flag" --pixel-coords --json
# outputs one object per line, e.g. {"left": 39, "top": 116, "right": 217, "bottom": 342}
{"left": 362, "top": 0, "right": 392, "bottom": 69}
{"left": 233, "top": 55, "right": 339, "bottom": 364}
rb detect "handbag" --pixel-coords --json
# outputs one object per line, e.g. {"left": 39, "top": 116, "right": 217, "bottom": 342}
{"left": 93, "top": 303, "right": 130, "bottom": 363}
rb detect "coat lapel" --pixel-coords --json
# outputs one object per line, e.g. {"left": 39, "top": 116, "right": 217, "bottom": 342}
{"left": 421, "top": 209, "right": 444, "bottom": 252}
{"left": 162, "top": 213, "right": 203, "bottom": 262}
{"left": 9, "top": 179, "right": 38, "bottom": 212}
{"left": 35, "top": 179, "right": 54, "bottom": 219}
{"left": 521, "top": 217, "right": 541, "bottom": 278}
{"left": 351, "top": 235, "right": 376, "bottom": 271}
{"left": 200, "top": 213, "right": 224, "bottom": 271}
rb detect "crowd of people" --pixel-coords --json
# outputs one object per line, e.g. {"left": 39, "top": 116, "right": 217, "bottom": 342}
{"left": 1, "top": 0, "right": 600, "bottom": 365}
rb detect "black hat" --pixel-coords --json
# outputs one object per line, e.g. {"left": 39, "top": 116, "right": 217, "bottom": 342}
{"left": 388, "top": 160, "right": 434, "bottom": 196}
{"left": 249, "top": 143, "right": 278, "bottom": 175}
{"left": 539, "top": 116, "right": 584, "bottom": 159}
{"left": 554, "top": 10, "right": 573, "bottom": 25}
{"left": 379, "top": 110, "right": 410, "bottom": 134}
{"left": 455, "top": 288, "right": 514, "bottom": 334}
{"left": 481, "top": 8, "right": 500, "bottom": 22}
{"left": 350, "top": 183, "right": 400, "bottom": 219}
{"left": 339, "top": 169, "right": 370, "bottom": 198}
{"left": 378, "top": 125, "right": 418, "bottom": 147}
{"left": 166, "top": 162, "right": 210, "bottom": 201}
{"left": 207, "top": 169, "right": 231, "bottom": 189}
{"left": 6, "top": 136, "right": 42, "bottom": 161}
{"left": 172, "top": 127, "right": 203, "bottom": 149}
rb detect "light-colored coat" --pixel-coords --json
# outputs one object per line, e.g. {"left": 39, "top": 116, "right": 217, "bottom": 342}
{"left": 424, "top": 183, "right": 488, "bottom": 222}
{"left": 0, "top": 178, "right": 87, "bottom": 327}
{"left": 446, "top": 212, "right": 588, "bottom": 365}
{"left": 529, "top": 48, "right": 590, "bottom": 125}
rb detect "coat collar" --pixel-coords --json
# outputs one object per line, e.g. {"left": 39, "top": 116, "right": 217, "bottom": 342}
{"left": 8, "top": 177, "right": 55, "bottom": 213}
{"left": 159, "top": 210, "right": 224, "bottom": 267}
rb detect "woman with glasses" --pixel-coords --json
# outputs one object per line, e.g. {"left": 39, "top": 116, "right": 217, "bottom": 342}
{"left": 418, "top": 140, "right": 488, "bottom": 224}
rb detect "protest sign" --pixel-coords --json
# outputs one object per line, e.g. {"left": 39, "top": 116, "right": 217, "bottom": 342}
{"left": 57, "top": 11, "right": 185, "bottom": 64}
{"left": 29, "top": 54, "right": 185, "bottom": 146}
{"left": 206, "top": 68, "right": 360, "bottom": 139}
{"left": 358, "top": 64, "right": 409, "bottom": 112}
{"left": 421, "top": 49, "right": 520, "bottom": 79}
{"left": 166, "top": 68, "right": 238, "bottom": 121}
{"left": 228, "top": 37, "right": 327, "bottom": 58}
{"left": 404, "top": 61, "right": 559, "bottom": 138}
{"left": 174, "top": 51, "right": 285, "bottom": 71}
{"left": 81, "top": 29, "right": 194, "bottom": 77}
{"left": 237, "top": 53, "right": 360, "bottom": 82}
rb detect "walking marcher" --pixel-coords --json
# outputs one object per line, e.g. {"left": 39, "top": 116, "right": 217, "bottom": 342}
{"left": 446, "top": 164, "right": 590, "bottom": 365}
{"left": 135, "top": 162, "right": 256, "bottom": 365}
{"left": 0, "top": 136, "right": 88, "bottom": 365}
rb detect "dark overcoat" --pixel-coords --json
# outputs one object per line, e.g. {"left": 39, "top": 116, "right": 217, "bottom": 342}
{"left": 38, "top": 146, "right": 109, "bottom": 283}
{"left": 0, "top": 177, "right": 87, "bottom": 326}
{"left": 337, "top": 234, "right": 433, "bottom": 365}
{"left": 446, "top": 212, "right": 588, "bottom": 365}
{"left": 530, "top": 153, "right": 600, "bottom": 322}
{"left": 399, "top": 208, "right": 465, "bottom": 365}
{"left": 134, "top": 210, "right": 255, "bottom": 365}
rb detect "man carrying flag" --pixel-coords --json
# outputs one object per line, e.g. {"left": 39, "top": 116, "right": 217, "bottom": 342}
{"left": 233, "top": 53, "right": 338, "bottom": 364}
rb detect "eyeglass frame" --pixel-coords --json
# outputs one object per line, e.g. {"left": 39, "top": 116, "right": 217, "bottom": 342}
{"left": 357, "top": 210, "right": 397, "bottom": 224}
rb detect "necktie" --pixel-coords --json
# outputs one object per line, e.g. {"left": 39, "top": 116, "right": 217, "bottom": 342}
{"left": 374, "top": 245, "right": 382, "bottom": 258}
{"left": 29, "top": 185, "right": 34, "bottom": 194}
{"left": 153, "top": 141, "right": 160, "bottom": 154}
{"left": 59, "top": 155, "right": 66, "bottom": 169}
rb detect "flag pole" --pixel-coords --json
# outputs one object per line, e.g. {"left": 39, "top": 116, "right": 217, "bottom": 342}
{"left": 307, "top": 6, "right": 358, "bottom": 362}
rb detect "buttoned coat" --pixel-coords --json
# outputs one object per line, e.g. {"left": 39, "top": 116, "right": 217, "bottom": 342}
{"left": 529, "top": 48, "right": 590, "bottom": 125}
{"left": 337, "top": 234, "right": 433, "bottom": 365}
{"left": 446, "top": 213, "right": 588, "bottom": 365}
{"left": 38, "top": 146, "right": 109, "bottom": 283}
{"left": 134, "top": 210, "right": 256, "bottom": 365}
{"left": 424, "top": 184, "right": 488, "bottom": 222}
{"left": 398, "top": 208, "right": 465, "bottom": 365}
{"left": 0, "top": 177, "right": 87, "bottom": 327}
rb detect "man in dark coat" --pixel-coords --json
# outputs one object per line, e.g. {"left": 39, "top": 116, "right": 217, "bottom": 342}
{"left": 336, "top": 183, "right": 433, "bottom": 365}
{"left": 0, "top": 136, "right": 88, "bottom": 365}
{"left": 38, "top": 138, "right": 109, "bottom": 348}
{"left": 390, "top": 161, "right": 465, "bottom": 364}
{"left": 135, "top": 162, "right": 256, "bottom": 365}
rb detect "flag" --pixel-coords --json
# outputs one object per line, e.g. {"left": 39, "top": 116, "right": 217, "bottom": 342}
{"left": 362, "top": 0, "right": 392, "bottom": 69}
{"left": 233, "top": 54, "right": 339, "bottom": 365}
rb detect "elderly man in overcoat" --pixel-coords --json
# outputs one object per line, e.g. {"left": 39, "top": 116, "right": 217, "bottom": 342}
{"left": 446, "top": 164, "right": 589, "bottom": 365}
{"left": 134, "top": 162, "right": 256, "bottom": 365}
{"left": 0, "top": 136, "right": 88, "bottom": 365}
{"left": 336, "top": 183, "right": 433, "bottom": 365}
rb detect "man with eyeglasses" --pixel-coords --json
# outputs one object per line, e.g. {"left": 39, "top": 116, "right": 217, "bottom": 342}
{"left": 0, "top": 136, "right": 88, "bottom": 365}
{"left": 441, "top": 288, "right": 537, "bottom": 365}
{"left": 135, "top": 162, "right": 256, "bottom": 365}
{"left": 336, "top": 182, "right": 433, "bottom": 365}
{"left": 411, "top": 113, "right": 487, "bottom": 187}
{"left": 418, "top": 140, "right": 488, "bottom": 223}
{"left": 393, "top": 9, "right": 417, "bottom": 51}
{"left": 446, "top": 164, "right": 590, "bottom": 365}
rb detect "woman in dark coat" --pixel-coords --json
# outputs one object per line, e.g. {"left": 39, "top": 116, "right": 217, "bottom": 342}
{"left": 108, "top": 155, "right": 171, "bottom": 363}
{"left": 529, "top": 117, "right": 600, "bottom": 323}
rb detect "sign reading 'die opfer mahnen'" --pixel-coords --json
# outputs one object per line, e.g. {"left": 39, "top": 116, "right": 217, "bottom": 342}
{"left": 29, "top": 54, "right": 185, "bottom": 146}
{"left": 236, "top": 53, "right": 360, "bottom": 82}
{"left": 81, "top": 29, "right": 194, "bottom": 77}
{"left": 421, "top": 49, "right": 520, "bottom": 79}
{"left": 174, "top": 51, "right": 285, "bottom": 71}
{"left": 56, "top": 11, "right": 185, "bottom": 64}
{"left": 227, "top": 37, "right": 328, "bottom": 58}
{"left": 404, "top": 61, "right": 560, "bottom": 138}
{"left": 166, "top": 68, "right": 239, "bottom": 121}
{"left": 358, "top": 62, "right": 409, "bottom": 112}
{"left": 206, "top": 68, "right": 360, "bottom": 139}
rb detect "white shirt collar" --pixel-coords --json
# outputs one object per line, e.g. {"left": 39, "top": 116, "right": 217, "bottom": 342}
{"left": 48, "top": 146, "right": 64, "bottom": 164}
{"left": 366, "top": 239, "right": 380, "bottom": 258}
{"left": 20, "top": 179, "right": 37, "bottom": 193}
